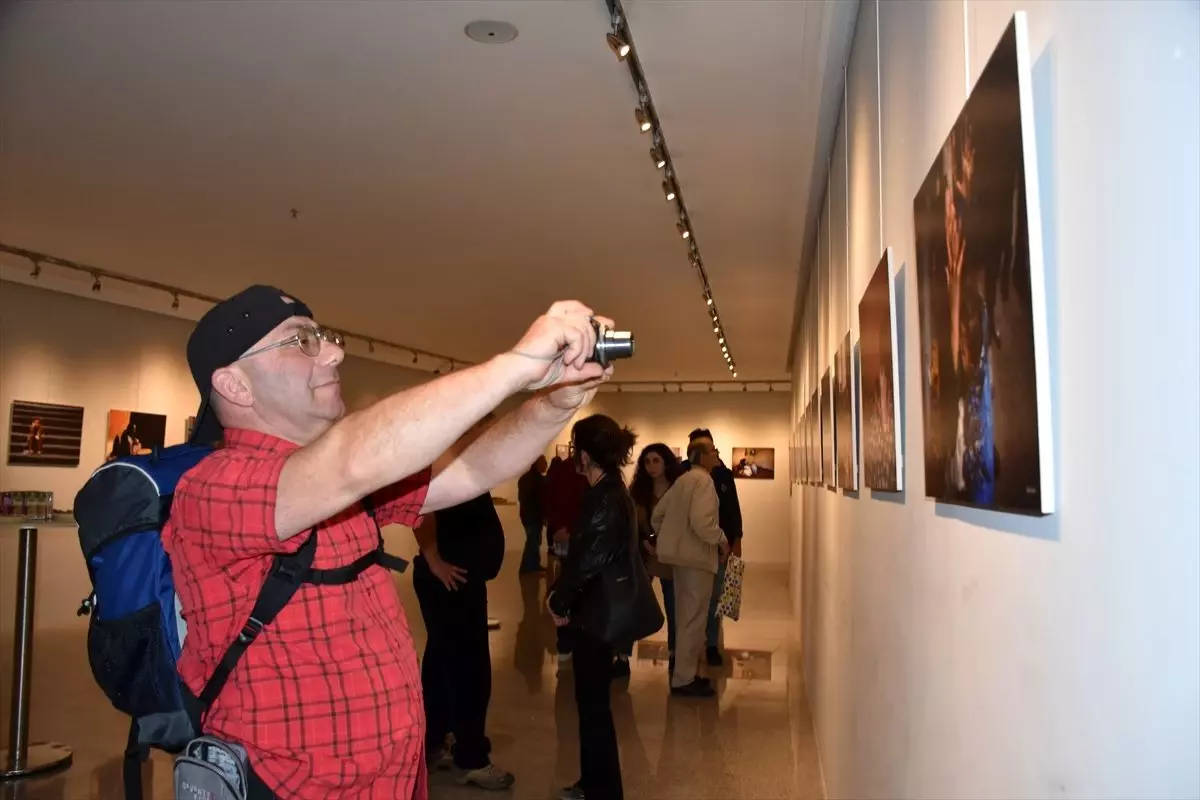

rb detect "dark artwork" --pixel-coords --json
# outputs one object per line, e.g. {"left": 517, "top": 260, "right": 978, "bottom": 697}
{"left": 7, "top": 401, "right": 85, "bottom": 467}
{"left": 821, "top": 370, "right": 834, "bottom": 488}
{"left": 913, "top": 13, "right": 1052, "bottom": 514}
{"left": 105, "top": 410, "right": 168, "bottom": 462}
{"left": 834, "top": 332, "right": 858, "bottom": 492}
{"left": 859, "top": 248, "right": 903, "bottom": 492}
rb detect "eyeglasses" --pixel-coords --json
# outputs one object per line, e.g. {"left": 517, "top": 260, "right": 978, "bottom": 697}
{"left": 238, "top": 324, "right": 344, "bottom": 362}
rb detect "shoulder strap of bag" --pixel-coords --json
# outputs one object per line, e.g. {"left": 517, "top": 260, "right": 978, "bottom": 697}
{"left": 196, "top": 529, "right": 318, "bottom": 713}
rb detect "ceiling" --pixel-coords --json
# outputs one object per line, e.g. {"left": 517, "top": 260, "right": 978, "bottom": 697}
{"left": 0, "top": 0, "right": 856, "bottom": 382}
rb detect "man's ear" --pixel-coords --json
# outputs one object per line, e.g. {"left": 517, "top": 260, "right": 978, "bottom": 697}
{"left": 211, "top": 365, "right": 254, "bottom": 409}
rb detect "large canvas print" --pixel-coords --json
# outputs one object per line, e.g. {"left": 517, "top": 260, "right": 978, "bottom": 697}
{"left": 6, "top": 400, "right": 85, "bottom": 467}
{"left": 913, "top": 12, "right": 1053, "bottom": 514}
{"left": 859, "top": 248, "right": 903, "bottom": 491}
{"left": 834, "top": 331, "right": 858, "bottom": 492}
{"left": 821, "top": 369, "right": 834, "bottom": 488}
{"left": 105, "top": 410, "right": 168, "bottom": 462}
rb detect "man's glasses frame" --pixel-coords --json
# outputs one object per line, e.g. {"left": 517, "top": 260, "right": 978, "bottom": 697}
{"left": 238, "top": 324, "right": 344, "bottom": 362}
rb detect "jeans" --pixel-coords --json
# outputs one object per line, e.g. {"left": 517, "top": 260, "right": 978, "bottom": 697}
{"left": 706, "top": 560, "right": 728, "bottom": 649}
{"left": 520, "top": 520, "right": 544, "bottom": 572}
{"left": 660, "top": 577, "right": 677, "bottom": 653}
{"left": 573, "top": 632, "right": 623, "bottom": 800}
{"left": 413, "top": 557, "right": 493, "bottom": 770}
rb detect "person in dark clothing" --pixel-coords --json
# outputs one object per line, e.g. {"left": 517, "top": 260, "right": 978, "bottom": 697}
{"left": 548, "top": 414, "right": 639, "bottom": 800}
{"left": 543, "top": 452, "right": 589, "bottom": 661}
{"left": 518, "top": 455, "right": 549, "bottom": 573}
{"left": 686, "top": 428, "right": 744, "bottom": 666}
{"left": 413, "top": 420, "right": 514, "bottom": 791}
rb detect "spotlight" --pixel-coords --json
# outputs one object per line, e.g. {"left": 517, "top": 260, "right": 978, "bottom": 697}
{"left": 368, "top": 340, "right": 375, "bottom": 353}
{"left": 171, "top": 293, "right": 180, "bottom": 310}
{"left": 91, "top": 274, "right": 101, "bottom": 292}
{"left": 634, "top": 107, "right": 652, "bottom": 133}
{"left": 412, "top": 353, "right": 419, "bottom": 364}
{"left": 606, "top": 32, "right": 631, "bottom": 60}
{"left": 734, "top": 372, "right": 739, "bottom": 378}
{"left": 662, "top": 181, "right": 676, "bottom": 201}
{"left": 677, "top": 221, "right": 690, "bottom": 239}
{"left": 713, "top": 325, "right": 719, "bottom": 333}
{"left": 650, "top": 147, "right": 666, "bottom": 169}
{"left": 706, "top": 296, "right": 713, "bottom": 306}
{"left": 30, "top": 259, "right": 41, "bottom": 279}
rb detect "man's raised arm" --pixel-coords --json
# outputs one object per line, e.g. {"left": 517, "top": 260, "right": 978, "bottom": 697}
{"left": 273, "top": 302, "right": 610, "bottom": 540}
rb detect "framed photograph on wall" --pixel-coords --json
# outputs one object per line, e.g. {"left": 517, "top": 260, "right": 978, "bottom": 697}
{"left": 821, "top": 369, "right": 835, "bottom": 488}
{"left": 555, "top": 444, "right": 570, "bottom": 460}
{"left": 6, "top": 400, "right": 85, "bottom": 467}
{"left": 105, "top": 410, "right": 168, "bottom": 462}
{"left": 184, "top": 416, "right": 197, "bottom": 443}
{"left": 912, "top": 11, "right": 1054, "bottom": 514}
{"left": 835, "top": 331, "right": 859, "bottom": 492}
{"left": 730, "top": 448, "right": 775, "bottom": 480}
{"left": 859, "top": 247, "right": 903, "bottom": 492}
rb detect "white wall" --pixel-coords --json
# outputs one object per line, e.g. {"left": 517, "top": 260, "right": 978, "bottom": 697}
{"left": 560, "top": 389, "right": 794, "bottom": 567}
{"left": 790, "top": 3, "right": 1200, "bottom": 799}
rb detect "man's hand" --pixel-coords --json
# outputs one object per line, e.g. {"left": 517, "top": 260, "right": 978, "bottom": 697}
{"left": 642, "top": 539, "right": 657, "bottom": 556}
{"left": 731, "top": 539, "right": 742, "bottom": 559}
{"left": 508, "top": 301, "right": 616, "bottom": 405}
{"left": 426, "top": 552, "right": 468, "bottom": 591}
{"left": 718, "top": 539, "right": 731, "bottom": 564}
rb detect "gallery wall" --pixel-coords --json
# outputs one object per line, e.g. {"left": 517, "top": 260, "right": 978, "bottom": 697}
{"left": 789, "top": 3, "right": 1199, "bottom": 799}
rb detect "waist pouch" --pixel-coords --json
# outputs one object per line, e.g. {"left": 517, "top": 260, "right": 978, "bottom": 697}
{"left": 174, "top": 736, "right": 251, "bottom": 800}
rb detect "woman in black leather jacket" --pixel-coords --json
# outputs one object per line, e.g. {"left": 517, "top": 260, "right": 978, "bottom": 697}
{"left": 547, "top": 413, "right": 638, "bottom": 800}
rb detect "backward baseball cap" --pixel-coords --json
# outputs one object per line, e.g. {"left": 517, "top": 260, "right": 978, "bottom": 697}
{"left": 187, "top": 285, "right": 314, "bottom": 444}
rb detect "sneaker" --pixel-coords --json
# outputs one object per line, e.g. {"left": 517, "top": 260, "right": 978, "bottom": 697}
{"left": 426, "top": 736, "right": 453, "bottom": 770}
{"left": 612, "top": 656, "right": 631, "bottom": 679}
{"left": 457, "top": 763, "right": 515, "bottom": 791}
{"left": 671, "top": 678, "right": 717, "bottom": 698}
{"left": 558, "top": 783, "right": 586, "bottom": 800}
{"left": 706, "top": 646, "right": 724, "bottom": 667}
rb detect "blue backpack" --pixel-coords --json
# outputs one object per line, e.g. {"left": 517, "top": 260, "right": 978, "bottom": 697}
{"left": 74, "top": 442, "right": 407, "bottom": 800}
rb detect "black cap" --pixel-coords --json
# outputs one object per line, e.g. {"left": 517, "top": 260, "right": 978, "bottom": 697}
{"left": 187, "top": 285, "right": 314, "bottom": 444}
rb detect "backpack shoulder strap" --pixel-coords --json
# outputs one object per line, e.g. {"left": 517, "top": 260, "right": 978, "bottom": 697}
{"left": 196, "top": 529, "right": 318, "bottom": 714}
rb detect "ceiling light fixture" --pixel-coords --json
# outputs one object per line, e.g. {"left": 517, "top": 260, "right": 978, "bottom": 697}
{"left": 602, "top": 0, "right": 736, "bottom": 379}
{"left": 606, "top": 32, "right": 631, "bottom": 60}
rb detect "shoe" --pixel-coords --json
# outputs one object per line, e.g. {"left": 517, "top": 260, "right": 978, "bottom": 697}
{"left": 706, "top": 646, "right": 724, "bottom": 667}
{"left": 457, "top": 763, "right": 515, "bottom": 790}
{"left": 612, "top": 657, "right": 631, "bottom": 679}
{"left": 671, "top": 678, "right": 717, "bottom": 698}
{"left": 558, "top": 782, "right": 586, "bottom": 800}
{"left": 426, "top": 744, "right": 452, "bottom": 771}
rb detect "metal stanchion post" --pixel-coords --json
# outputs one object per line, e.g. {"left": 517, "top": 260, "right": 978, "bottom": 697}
{"left": 0, "top": 526, "right": 72, "bottom": 780}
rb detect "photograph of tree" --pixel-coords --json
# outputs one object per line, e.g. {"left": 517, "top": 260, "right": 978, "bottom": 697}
{"left": 834, "top": 331, "right": 858, "bottom": 492}
{"left": 6, "top": 400, "right": 85, "bottom": 467}
{"left": 859, "top": 248, "right": 903, "bottom": 492}
{"left": 912, "top": 12, "right": 1053, "bottom": 514}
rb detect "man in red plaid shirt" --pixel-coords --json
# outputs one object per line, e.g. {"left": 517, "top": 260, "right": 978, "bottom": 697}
{"left": 164, "top": 285, "right": 614, "bottom": 799}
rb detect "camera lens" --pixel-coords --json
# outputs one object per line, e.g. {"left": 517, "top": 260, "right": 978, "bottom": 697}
{"left": 589, "top": 321, "right": 635, "bottom": 366}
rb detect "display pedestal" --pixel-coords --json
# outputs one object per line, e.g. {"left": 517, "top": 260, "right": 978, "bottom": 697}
{"left": 0, "top": 526, "right": 73, "bottom": 782}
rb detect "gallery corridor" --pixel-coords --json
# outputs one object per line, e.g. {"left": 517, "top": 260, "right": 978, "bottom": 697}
{"left": 0, "top": 534, "right": 823, "bottom": 800}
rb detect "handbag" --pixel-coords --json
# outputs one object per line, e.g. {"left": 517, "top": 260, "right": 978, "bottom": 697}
{"left": 715, "top": 555, "right": 745, "bottom": 622}
{"left": 594, "top": 543, "right": 665, "bottom": 647}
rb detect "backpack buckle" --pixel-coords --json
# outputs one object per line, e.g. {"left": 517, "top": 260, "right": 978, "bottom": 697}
{"left": 237, "top": 616, "right": 264, "bottom": 645}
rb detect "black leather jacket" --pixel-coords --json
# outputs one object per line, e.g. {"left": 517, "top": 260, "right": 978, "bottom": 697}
{"left": 548, "top": 473, "right": 635, "bottom": 623}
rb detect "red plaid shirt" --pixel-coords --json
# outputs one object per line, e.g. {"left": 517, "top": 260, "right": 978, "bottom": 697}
{"left": 164, "top": 429, "right": 430, "bottom": 799}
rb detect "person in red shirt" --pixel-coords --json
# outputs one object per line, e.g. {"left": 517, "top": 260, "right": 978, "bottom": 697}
{"left": 163, "top": 286, "right": 615, "bottom": 799}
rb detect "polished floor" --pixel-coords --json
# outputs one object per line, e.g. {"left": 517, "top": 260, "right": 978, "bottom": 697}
{"left": 0, "top": 555, "right": 824, "bottom": 800}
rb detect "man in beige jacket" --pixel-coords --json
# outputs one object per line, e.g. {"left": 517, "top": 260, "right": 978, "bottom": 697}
{"left": 652, "top": 439, "right": 729, "bottom": 696}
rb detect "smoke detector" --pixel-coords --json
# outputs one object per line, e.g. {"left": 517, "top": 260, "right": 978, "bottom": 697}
{"left": 464, "top": 20, "right": 519, "bottom": 44}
